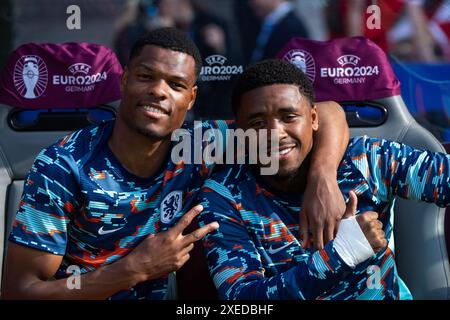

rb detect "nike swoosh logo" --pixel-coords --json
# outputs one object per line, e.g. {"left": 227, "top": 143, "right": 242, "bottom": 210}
{"left": 267, "top": 243, "right": 292, "bottom": 255}
{"left": 98, "top": 226, "right": 124, "bottom": 235}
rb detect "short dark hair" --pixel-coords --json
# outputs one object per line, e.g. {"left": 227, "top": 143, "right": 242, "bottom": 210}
{"left": 231, "top": 59, "right": 314, "bottom": 115}
{"left": 129, "top": 27, "right": 202, "bottom": 78}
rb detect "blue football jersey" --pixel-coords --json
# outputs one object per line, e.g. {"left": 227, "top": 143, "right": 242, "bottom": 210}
{"left": 198, "top": 136, "right": 450, "bottom": 300}
{"left": 9, "top": 119, "right": 232, "bottom": 299}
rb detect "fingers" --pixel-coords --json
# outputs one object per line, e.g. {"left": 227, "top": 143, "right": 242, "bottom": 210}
{"left": 372, "top": 234, "right": 388, "bottom": 253}
{"left": 370, "top": 219, "right": 383, "bottom": 230}
{"left": 170, "top": 204, "right": 204, "bottom": 236}
{"left": 299, "top": 210, "right": 310, "bottom": 248}
{"left": 313, "top": 226, "right": 324, "bottom": 250}
{"left": 161, "top": 253, "right": 192, "bottom": 275}
{"left": 343, "top": 191, "right": 358, "bottom": 219}
{"left": 174, "top": 253, "right": 191, "bottom": 271}
{"left": 333, "top": 220, "right": 341, "bottom": 238}
{"left": 362, "top": 214, "right": 386, "bottom": 252}
{"left": 323, "top": 223, "right": 335, "bottom": 245}
{"left": 180, "top": 243, "right": 195, "bottom": 256}
{"left": 361, "top": 211, "right": 379, "bottom": 222}
{"left": 182, "top": 221, "right": 219, "bottom": 247}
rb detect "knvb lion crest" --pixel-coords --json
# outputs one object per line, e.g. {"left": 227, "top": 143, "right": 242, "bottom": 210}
{"left": 160, "top": 191, "right": 183, "bottom": 224}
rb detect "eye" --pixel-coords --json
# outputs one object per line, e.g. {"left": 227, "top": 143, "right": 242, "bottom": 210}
{"left": 169, "top": 81, "right": 187, "bottom": 91}
{"left": 137, "top": 73, "right": 152, "bottom": 81}
{"left": 283, "top": 114, "right": 298, "bottom": 122}
{"left": 249, "top": 120, "right": 266, "bottom": 129}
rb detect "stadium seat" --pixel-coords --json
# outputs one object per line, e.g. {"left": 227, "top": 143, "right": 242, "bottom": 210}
{"left": 277, "top": 36, "right": 450, "bottom": 299}
{"left": 0, "top": 42, "right": 122, "bottom": 291}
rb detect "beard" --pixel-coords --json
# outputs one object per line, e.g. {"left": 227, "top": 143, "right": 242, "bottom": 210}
{"left": 275, "top": 164, "right": 302, "bottom": 181}
{"left": 120, "top": 109, "right": 170, "bottom": 141}
{"left": 270, "top": 150, "right": 312, "bottom": 190}
{"left": 135, "top": 125, "right": 169, "bottom": 140}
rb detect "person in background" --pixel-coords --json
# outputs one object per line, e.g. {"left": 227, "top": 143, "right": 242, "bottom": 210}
{"left": 154, "top": 0, "right": 237, "bottom": 120}
{"left": 294, "top": 0, "right": 330, "bottom": 41}
{"left": 327, "top": 0, "right": 447, "bottom": 61}
{"left": 245, "top": 0, "right": 309, "bottom": 65}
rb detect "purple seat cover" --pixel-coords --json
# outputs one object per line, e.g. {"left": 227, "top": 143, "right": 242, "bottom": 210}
{"left": 0, "top": 42, "right": 123, "bottom": 109}
{"left": 277, "top": 36, "right": 401, "bottom": 102}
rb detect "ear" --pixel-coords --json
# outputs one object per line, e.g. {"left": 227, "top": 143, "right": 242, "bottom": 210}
{"left": 311, "top": 104, "right": 319, "bottom": 132}
{"left": 187, "top": 85, "right": 198, "bottom": 111}
{"left": 120, "top": 67, "right": 129, "bottom": 93}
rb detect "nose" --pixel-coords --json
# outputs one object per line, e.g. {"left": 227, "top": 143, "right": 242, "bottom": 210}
{"left": 267, "top": 119, "right": 288, "bottom": 141}
{"left": 148, "top": 79, "right": 168, "bottom": 100}
{"left": 265, "top": 119, "right": 288, "bottom": 151}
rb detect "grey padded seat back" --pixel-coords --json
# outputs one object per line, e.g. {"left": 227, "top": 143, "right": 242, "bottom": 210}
{"left": 0, "top": 137, "right": 12, "bottom": 288}
{"left": 349, "top": 95, "right": 449, "bottom": 299}
{"left": 0, "top": 104, "right": 74, "bottom": 289}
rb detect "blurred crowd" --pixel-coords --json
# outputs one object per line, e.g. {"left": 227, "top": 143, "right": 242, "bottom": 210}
{"left": 111, "top": 0, "right": 450, "bottom": 119}
{"left": 114, "top": 0, "right": 450, "bottom": 65}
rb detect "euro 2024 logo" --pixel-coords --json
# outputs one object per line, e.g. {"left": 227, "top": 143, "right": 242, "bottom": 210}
{"left": 282, "top": 49, "right": 316, "bottom": 83}
{"left": 200, "top": 54, "right": 243, "bottom": 82}
{"left": 13, "top": 55, "right": 48, "bottom": 99}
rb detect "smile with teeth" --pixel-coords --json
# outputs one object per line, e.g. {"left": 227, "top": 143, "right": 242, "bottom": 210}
{"left": 143, "top": 105, "right": 167, "bottom": 115}
{"left": 272, "top": 146, "right": 295, "bottom": 157}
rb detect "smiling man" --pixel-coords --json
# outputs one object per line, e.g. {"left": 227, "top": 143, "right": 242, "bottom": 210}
{"left": 2, "top": 28, "right": 349, "bottom": 300}
{"left": 197, "top": 59, "right": 450, "bottom": 300}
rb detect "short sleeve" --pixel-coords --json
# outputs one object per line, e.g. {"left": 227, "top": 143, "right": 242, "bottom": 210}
{"left": 8, "top": 145, "right": 80, "bottom": 255}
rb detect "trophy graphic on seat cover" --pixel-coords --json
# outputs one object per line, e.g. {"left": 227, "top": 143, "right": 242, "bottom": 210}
{"left": 13, "top": 55, "right": 48, "bottom": 99}
{"left": 22, "top": 56, "right": 39, "bottom": 99}
{"left": 281, "top": 49, "right": 316, "bottom": 83}
{"left": 290, "top": 51, "right": 307, "bottom": 74}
